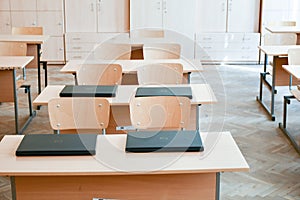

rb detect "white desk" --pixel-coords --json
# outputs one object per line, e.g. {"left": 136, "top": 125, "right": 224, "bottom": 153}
{"left": 0, "top": 56, "right": 34, "bottom": 134}
{"left": 0, "top": 132, "right": 249, "bottom": 200}
{"left": 257, "top": 45, "right": 300, "bottom": 120}
{"left": 61, "top": 59, "right": 202, "bottom": 84}
{"left": 0, "top": 34, "right": 49, "bottom": 93}
{"left": 33, "top": 84, "right": 217, "bottom": 133}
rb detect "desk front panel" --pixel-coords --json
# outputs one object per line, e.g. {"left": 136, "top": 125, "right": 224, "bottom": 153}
{"left": 14, "top": 173, "right": 216, "bottom": 200}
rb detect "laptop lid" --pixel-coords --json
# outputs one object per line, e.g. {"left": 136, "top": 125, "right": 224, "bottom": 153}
{"left": 16, "top": 134, "right": 98, "bottom": 156}
{"left": 135, "top": 86, "right": 192, "bottom": 99}
{"left": 125, "top": 130, "right": 204, "bottom": 153}
{"left": 59, "top": 85, "right": 118, "bottom": 97}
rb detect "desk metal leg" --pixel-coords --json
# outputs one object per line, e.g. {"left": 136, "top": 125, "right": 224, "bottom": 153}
{"left": 10, "top": 177, "right": 16, "bottom": 200}
{"left": 216, "top": 172, "right": 221, "bottom": 200}
{"left": 279, "top": 95, "right": 300, "bottom": 154}
{"left": 196, "top": 104, "right": 201, "bottom": 131}
{"left": 256, "top": 55, "right": 276, "bottom": 121}
{"left": 13, "top": 70, "right": 36, "bottom": 135}
{"left": 187, "top": 72, "right": 191, "bottom": 84}
{"left": 37, "top": 44, "right": 42, "bottom": 94}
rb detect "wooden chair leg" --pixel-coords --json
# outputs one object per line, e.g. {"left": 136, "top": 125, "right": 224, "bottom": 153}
{"left": 41, "top": 61, "right": 48, "bottom": 86}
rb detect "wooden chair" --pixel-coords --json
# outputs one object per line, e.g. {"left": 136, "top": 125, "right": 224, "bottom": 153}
{"left": 129, "top": 96, "right": 191, "bottom": 130}
{"left": 93, "top": 43, "right": 131, "bottom": 60}
{"left": 0, "top": 41, "right": 33, "bottom": 133}
{"left": 130, "top": 29, "right": 164, "bottom": 38}
{"left": 137, "top": 63, "right": 183, "bottom": 85}
{"left": 77, "top": 64, "right": 122, "bottom": 85}
{"left": 48, "top": 98, "right": 110, "bottom": 134}
{"left": 12, "top": 27, "right": 48, "bottom": 86}
{"left": 143, "top": 43, "right": 181, "bottom": 59}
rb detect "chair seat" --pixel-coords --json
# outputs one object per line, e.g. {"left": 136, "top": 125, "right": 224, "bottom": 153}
{"left": 291, "top": 89, "right": 300, "bottom": 101}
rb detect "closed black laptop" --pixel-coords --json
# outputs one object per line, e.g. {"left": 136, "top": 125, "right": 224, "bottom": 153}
{"left": 135, "top": 86, "right": 193, "bottom": 99}
{"left": 16, "top": 134, "right": 98, "bottom": 156}
{"left": 126, "top": 130, "right": 204, "bottom": 153}
{"left": 59, "top": 85, "right": 118, "bottom": 97}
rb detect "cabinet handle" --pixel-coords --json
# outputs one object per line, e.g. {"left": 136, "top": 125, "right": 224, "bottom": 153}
{"left": 73, "top": 56, "right": 82, "bottom": 59}
{"left": 90, "top": 3, "right": 94, "bottom": 12}
{"left": 203, "top": 37, "right": 212, "bottom": 41}
{"left": 6, "top": 23, "right": 10, "bottom": 26}
{"left": 163, "top": 1, "right": 167, "bottom": 11}
{"left": 203, "top": 47, "right": 212, "bottom": 49}
{"left": 32, "top": 21, "right": 36, "bottom": 26}
{"left": 72, "top": 47, "right": 82, "bottom": 50}
{"left": 58, "top": 22, "right": 62, "bottom": 26}
{"left": 72, "top": 38, "right": 81, "bottom": 41}
{"left": 59, "top": 48, "right": 63, "bottom": 51}
{"left": 156, "top": 1, "right": 161, "bottom": 10}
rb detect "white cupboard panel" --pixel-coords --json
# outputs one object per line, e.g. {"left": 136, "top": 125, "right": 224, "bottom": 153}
{"left": 130, "top": 0, "right": 163, "bottom": 30}
{"left": 0, "top": 12, "right": 11, "bottom": 33}
{"left": 42, "top": 37, "right": 64, "bottom": 61}
{"left": 37, "top": 11, "right": 63, "bottom": 36}
{"left": 97, "top": 0, "right": 129, "bottom": 32}
{"left": 196, "top": 0, "right": 227, "bottom": 32}
{"left": 10, "top": 0, "right": 36, "bottom": 11}
{"left": 11, "top": 11, "right": 37, "bottom": 27}
{"left": 65, "top": 0, "right": 97, "bottom": 32}
{"left": 37, "top": 0, "right": 63, "bottom": 11}
{"left": 0, "top": 0, "right": 10, "bottom": 11}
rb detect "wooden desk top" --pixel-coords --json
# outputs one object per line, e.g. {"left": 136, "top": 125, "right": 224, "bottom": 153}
{"left": 265, "top": 26, "right": 300, "bottom": 34}
{"left": 0, "top": 34, "right": 49, "bottom": 44}
{"left": 61, "top": 59, "right": 203, "bottom": 74}
{"left": 0, "top": 56, "right": 34, "bottom": 70}
{"left": 0, "top": 132, "right": 249, "bottom": 176}
{"left": 33, "top": 84, "right": 217, "bottom": 106}
{"left": 282, "top": 65, "right": 300, "bottom": 80}
{"left": 258, "top": 45, "right": 300, "bottom": 56}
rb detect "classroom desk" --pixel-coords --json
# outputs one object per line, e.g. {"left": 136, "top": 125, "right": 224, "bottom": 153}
{"left": 33, "top": 84, "right": 217, "bottom": 133}
{"left": 279, "top": 65, "right": 300, "bottom": 154}
{"left": 0, "top": 34, "right": 49, "bottom": 94}
{"left": 0, "top": 56, "right": 35, "bottom": 134}
{"left": 61, "top": 59, "right": 202, "bottom": 84}
{"left": 0, "top": 132, "right": 249, "bottom": 200}
{"left": 265, "top": 26, "right": 300, "bottom": 44}
{"left": 257, "top": 45, "right": 300, "bottom": 120}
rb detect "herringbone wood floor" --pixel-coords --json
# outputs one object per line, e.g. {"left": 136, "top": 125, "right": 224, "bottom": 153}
{"left": 0, "top": 64, "right": 299, "bottom": 200}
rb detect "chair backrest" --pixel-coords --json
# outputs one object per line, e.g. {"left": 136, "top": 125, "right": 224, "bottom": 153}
{"left": 48, "top": 98, "right": 110, "bottom": 133}
{"left": 12, "top": 27, "right": 43, "bottom": 35}
{"left": 267, "top": 21, "right": 296, "bottom": 27}
{"left": 130, "top": 29, "right": 164, "bottom": 38}
{"left": 129, "top": 96, "right": 191, "bottom": 130}
{"left": 0, "top": 41, "right": 27, "bottom": 56}
{"left": 137, "top": 63, "right": 183, "bottom": 85}
{"left": 288, "top": 48, "right": 300, "bottom": 65}
{"left": 93, "top": 43, "right": 131, "bottom": 60}
{"left": 77, "top": 64, "right": 122, "bottom": 85}
{"left": 143, "top": 43, "right": 181, "bottom": 59}
{"left": 264, "top": 33, "right": 297, "bottom": 45}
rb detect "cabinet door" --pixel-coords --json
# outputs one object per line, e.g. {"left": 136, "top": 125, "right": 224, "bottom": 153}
{"left": 0, "top": 0, "right": 10, "bottom": 11}
{"left": 0, "top": 12, "right": 11, "bottom": 33}
{"left": 37, "top": 11, "right": 63, "bottom": 36}
{"left": 11, "top": 11, "right": 37, "bottom": 27}
{"left": 196, "top": 0, "right": 227, "bottom": 32}
{"left": 37, "top": 0, "right": 63, "bottom": 11}
{"left": 130, "top": 0, "right": 163, "bottom": 30}
{"left": 10, "top": 0, "right": 36, "bottom": 11}
{"left": 164, "top": 0, "right": 196, "bottom": 39}
{"left": 42, "top": 36, "right": 64, "bottom": 61}
{"left": 97, "top": 0, "right": 129, "bottom": 32}
{"left": 227, "top": 0, "right": 260, "bottom": 32}
{"left": 65, "top": 0, "right": 97, "bottom": 32}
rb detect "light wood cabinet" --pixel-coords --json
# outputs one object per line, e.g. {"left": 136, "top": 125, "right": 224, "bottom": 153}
{"left": 130, "top": 0, "right": 196, "bottom": 39}
{"left": 65, "top": 0, "right": 129, "bottom": 33}
{"left": 196, "top": 0, "right": 260, "bottom": 32}
{"left": 195, "top": 33, "right": 260, "bottom": 62}
{"left": 3, "top": 0, "right": 65, "bottom": 63}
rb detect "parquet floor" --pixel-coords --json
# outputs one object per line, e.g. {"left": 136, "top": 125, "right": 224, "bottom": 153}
{"left": 0, "top": 64, "right": 299, "bottom": 200}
